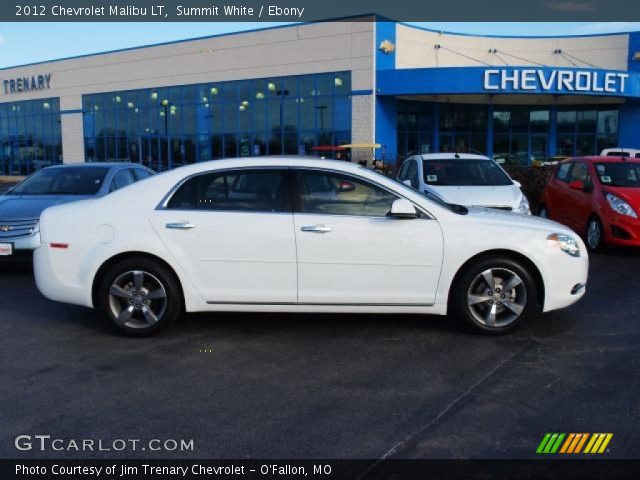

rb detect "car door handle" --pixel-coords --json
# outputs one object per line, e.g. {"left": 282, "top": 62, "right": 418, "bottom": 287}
{"left": 301, "top": 224, "right": 332, "bottom": 233}
{"left": 165, "top": 222, "right": 195, "bottom": 230}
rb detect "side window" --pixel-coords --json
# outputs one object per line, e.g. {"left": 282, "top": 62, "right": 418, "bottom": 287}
{"left": 556, "top": 162, "right": 572, "bottom": 183}
{"left": 398, "top": 160, "right": 411, "bottom": 180}
{"left": 296, "top": 170, "right": 399, "bottom": 217}
{"left": 569, "top": 162, "right": 588, "bottom": 183}
{"left": 133, "top": 168, "right": 153, "bottom": 181}
{"left": 167, "top": 169, "right": 287, "bottom": 212}
{"left": 407, "top": 161, "right": 419, "bottom": 188}
{"left": 109, "top": 169, "right": 136, "bottom": 192}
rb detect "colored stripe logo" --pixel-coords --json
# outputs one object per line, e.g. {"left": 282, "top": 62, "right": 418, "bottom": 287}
{"left": 536, "top": 433, "right": 612, "bottom": 454}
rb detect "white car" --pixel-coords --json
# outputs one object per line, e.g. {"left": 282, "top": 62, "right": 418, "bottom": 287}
{"left": 600, "top": 148, "right": 640, "bottom": 158}
{"left": 34, "top": 157, "right": 588, "bottom": 336}
{"left": 397, "top": 153, "right": 530, "bottom": 213}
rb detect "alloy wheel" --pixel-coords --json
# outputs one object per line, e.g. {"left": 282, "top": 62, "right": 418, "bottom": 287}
{"left": 587, "top": 220, "right": 601, "bottom": 250}
{"left": 467, "top": 268, "right": 527, "bottom": 327}
{"left": 108, "top": 270, "right": 168, "bottom": 329}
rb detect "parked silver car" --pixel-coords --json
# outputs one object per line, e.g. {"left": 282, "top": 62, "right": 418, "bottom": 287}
{"left": 0, "top": 163, "right": 154, "bottom": 260}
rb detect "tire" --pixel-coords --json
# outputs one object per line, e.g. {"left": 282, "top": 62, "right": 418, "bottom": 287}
{"left": 97, "top": 257, "right": 182, "bottom": 337}
{"left": 449, "top": 256, "right": 540, "bottom": 335}
{"left": 538, "top": 204, "right": 549, "bottom": 219}
{"left": 586, "top": 216, "right": 605, "bottom": 252}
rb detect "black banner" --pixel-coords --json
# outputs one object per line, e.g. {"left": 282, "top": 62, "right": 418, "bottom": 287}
{"left": 3, "top": 0, "right": 640, "bottom": 22}
{"left": 2, "top": 460, "right": 640, "bottom": 480}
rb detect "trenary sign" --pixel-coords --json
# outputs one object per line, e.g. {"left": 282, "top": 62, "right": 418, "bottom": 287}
{"left": 2, "top": 74, "right": 52, "bottom": 94}
{"left": 484, "top": 69, "right": 628, "bottom": 94}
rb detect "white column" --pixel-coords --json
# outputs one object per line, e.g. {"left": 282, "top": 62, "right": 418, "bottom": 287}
{"left": 59, "top": 95, "right": 85, "bottom": 164}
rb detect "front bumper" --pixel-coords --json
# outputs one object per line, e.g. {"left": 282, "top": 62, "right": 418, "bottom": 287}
{"left": 603, "top": 214, "right": 640, "bottom": 247}
{"left": 541, "top": 242, "right": 589, "bottom": 312}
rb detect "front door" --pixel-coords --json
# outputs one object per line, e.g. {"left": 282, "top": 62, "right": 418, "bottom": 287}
{"left": 292, "top": 169, "right": 444, "bottom": 305}
{"left": 150, "top": 168, "right": 297, "bottom": 304}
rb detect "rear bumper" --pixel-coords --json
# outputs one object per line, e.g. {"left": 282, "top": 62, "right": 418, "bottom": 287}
{"left": 33, "top": 243, "right": 93, "bottom": 308}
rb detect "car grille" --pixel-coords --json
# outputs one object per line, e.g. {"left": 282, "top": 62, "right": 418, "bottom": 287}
{"left": 0, "top": 219, "right": 39, "bottom": 239}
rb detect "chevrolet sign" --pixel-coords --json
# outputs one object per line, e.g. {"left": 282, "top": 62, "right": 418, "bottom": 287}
{"left": 484, "top": 69, "right": 628, "bottom": 94}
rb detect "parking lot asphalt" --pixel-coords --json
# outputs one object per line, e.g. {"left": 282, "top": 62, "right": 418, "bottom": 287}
{"left": 1, "top": 250, "right": 639, "bottom": 461}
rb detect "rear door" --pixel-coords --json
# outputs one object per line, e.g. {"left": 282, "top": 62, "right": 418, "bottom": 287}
{"left": 291, "top": 168, "right": 443, "bottom": 305}
{"left": 150, "top": 168, "right": 297, "bottom": 304}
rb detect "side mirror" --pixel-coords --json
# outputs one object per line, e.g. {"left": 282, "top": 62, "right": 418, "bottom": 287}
{"left": 389, "top": 199, "right": 418, "bottom": 219}
{"left": 402, "top": 179, "right": 413, "bottom": 188}
{"left": 513, "top": 180, "right": 522, "bottom": 188}
{"left": 338, "top": 180, "right": 356, "bottom": 192}
{"left": 569, "top": 180, "right": 585, "bottom": 190}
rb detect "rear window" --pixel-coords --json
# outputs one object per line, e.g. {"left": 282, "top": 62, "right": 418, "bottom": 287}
{"left": 606, "top": 151, "right": 631, "bottom": 157}
{"left": 422, "top": 159, "right": 512, "bottom": 186}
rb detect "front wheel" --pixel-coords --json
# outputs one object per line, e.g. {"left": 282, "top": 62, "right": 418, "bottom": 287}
{"left": 97, "top": 257, "right": 182, "bottom": 336}
{"left": 586, "top": 217, "right": 605, "bottom": 252}
{"left": 450, "top": 256, "right": 540, "bottom": 334}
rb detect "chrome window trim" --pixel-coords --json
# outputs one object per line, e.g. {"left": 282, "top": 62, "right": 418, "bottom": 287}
{"left": 156, "top": 164, "right": 434, "bottom": 220}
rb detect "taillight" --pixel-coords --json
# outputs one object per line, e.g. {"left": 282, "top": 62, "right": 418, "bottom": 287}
{"left": 50, "top": 243, "right": 69, "bottom": 249}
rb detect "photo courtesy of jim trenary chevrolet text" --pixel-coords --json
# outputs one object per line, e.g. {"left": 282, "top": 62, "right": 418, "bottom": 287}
{"left": 1, "top": 1, "right": 640, "bottom": 479}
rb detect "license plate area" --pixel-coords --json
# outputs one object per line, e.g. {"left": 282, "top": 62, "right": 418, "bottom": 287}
{"left": 0, "top": 242, "right": 13, "bottom": 256}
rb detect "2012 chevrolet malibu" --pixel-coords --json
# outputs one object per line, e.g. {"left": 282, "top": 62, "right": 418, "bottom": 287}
{"left": 34, "top": 158, "right": 588, "bottom": 336}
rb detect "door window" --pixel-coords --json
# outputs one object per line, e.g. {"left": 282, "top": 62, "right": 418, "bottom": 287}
{"left": 406, "top": 160, "right": 419, "bottom": 188}
{"left": 295, "top": 170, "right": 398, "bottom": 217}
{"left": 167, "top": 169, "right": 288, "bottom": 212}
{"left": 568, "top": 162, "right": 588, "bottom": 183}
{"left": 109, "top": 168, "right": 136, "bottom": 192}
{"left": 556, "top": 162, "right": 572, "bottom": 183}
{"left": 398, "top": 160, "right": 411, "bottom": 181}
{"left": 133, "top": 168, "right": 153, "bottom": 181}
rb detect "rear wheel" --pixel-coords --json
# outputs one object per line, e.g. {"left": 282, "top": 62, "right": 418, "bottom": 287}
{"left": 450, "top": 256, "right": 540, "bottom": 335}
{"left": 586, "top": 216, "right": 605, "bottom": 252}
{"left": 97, "top": 257, "right": 182, "bottom": 336}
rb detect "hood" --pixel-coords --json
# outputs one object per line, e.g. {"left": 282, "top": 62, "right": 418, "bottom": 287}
{"left": 601, "top": 186, "right": 640, "bottom": 207}
{"left": 464, "top": 206, "right": 573, "bottom": 234}
{"left": 0, "top": 195, "right": 90, "bottom": 221}
{"left": 426, "top": 184, "right": 522, "bottom": 208}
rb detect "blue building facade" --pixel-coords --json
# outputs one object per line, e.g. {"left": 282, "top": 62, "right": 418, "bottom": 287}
{"left": 374, "top": 22, "right": 640, "bottom": 164}
{"left": 2, "top": 19, "right": 640, "bottom": 174}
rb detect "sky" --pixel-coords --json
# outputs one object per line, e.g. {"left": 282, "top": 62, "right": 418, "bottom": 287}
{"left": 1, "top": 22, "right": 640, "bottom": 69}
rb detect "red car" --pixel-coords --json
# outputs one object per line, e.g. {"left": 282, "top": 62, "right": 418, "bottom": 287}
{"left": 539, "top": 156, "right": 640, "bottom": 251}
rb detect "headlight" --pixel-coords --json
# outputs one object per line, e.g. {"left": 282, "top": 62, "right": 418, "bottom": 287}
{"left": 606, "top": 193, "right": 637, "bottom": 218}
{"left": 547, "top": 233, "right": 580, "bottom": 257}
{"left": 517, "top": 195, "right": 530, "bottom": 214}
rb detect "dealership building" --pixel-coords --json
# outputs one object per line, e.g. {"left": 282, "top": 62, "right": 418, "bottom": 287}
{"left": 2, "top": 16, "right": 640, "bottom": 175}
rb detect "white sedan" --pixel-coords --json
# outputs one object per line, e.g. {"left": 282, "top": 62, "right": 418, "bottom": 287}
{"left": 397, "top": 153, "right": 530, "bottom": 213}
{"left": 34, "top": 157, "right": 588, "bottom": 336}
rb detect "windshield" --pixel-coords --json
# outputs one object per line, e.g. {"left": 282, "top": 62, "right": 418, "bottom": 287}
{"left": 10, "top": 167, "right": 109, "bottom": 195}
{"left": 594, "top": 162, "right": 640, "bottom": 188}
{"left": 423, "top": 159, "right": 512, "bottom": 186}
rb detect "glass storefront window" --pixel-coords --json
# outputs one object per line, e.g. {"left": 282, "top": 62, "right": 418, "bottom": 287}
{"left": 0, "top": 98, "right": 61, "bottom": 175}
{"left": 556, "top": 107, "right": 618, "bottom": 156}
{"left": 83, "top": 72, "right": 351, "bottom": 170}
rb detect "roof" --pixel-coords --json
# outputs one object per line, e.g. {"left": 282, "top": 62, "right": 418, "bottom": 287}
{"left": 416, "top": 153, "right": 492, "bottom": 161}
{"left": 45, "top": 162, "right": 150, "bottom": 169}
